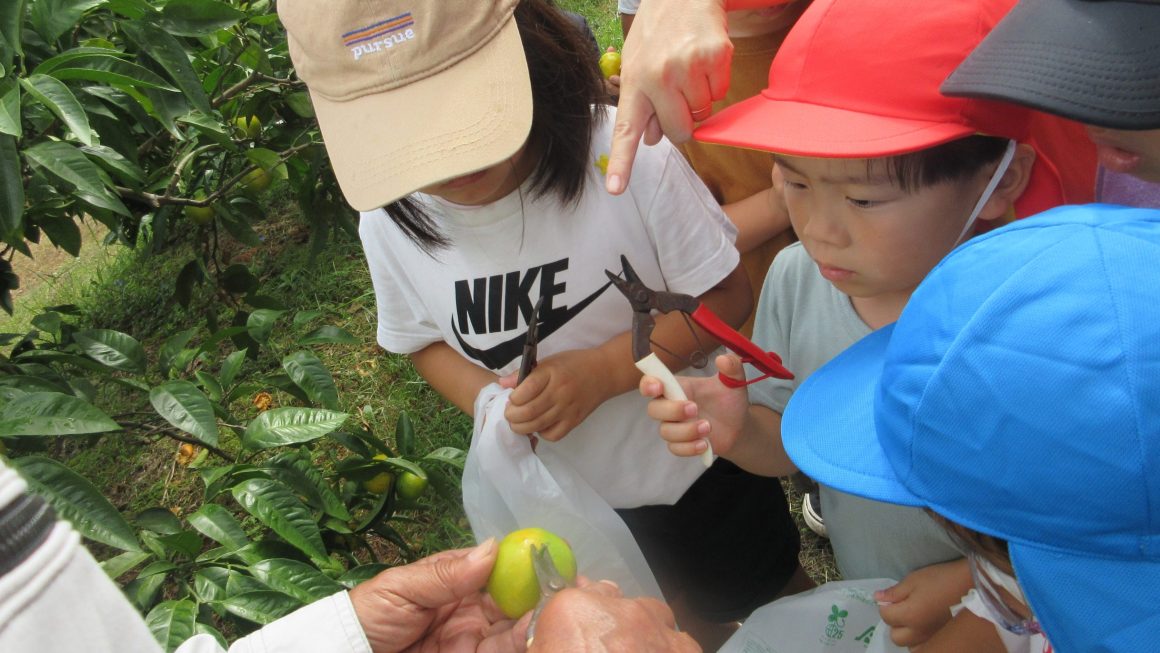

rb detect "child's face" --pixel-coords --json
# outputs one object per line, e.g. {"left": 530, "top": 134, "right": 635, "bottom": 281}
{"left": 418, "top": 145, "right": 532, "bottom": 206}
{"left": 1085, "top": 126, "right": 1160, "bottom": 183}
{"left": 775, "top": 155, "right": 990, "bottom": 305}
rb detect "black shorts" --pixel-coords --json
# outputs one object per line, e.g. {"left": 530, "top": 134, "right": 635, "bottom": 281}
{"left": 616, "top": 458, "right": 801, "bottom": 623}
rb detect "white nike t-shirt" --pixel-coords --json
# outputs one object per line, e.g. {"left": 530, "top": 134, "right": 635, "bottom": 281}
{"left": 359, "top": 105, "right": 740, "bottom": 508}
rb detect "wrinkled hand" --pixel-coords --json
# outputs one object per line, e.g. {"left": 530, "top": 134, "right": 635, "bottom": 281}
{"left": 501, "top": 349, "right": 612, "bottom": 442}
{"left": 528, "top": 581, "right": 699, "bottom": 653}
{"left": 876, "top": 558, "right": 972, "bottom": 649}
{"left": 640, "top": 354, "right": 751, "bottom": 458}
{"left": 605, "top": 0, "right": 732, "bottom": 195}
{"left": 349, "top": 539, "right": 526, "bottom": 653}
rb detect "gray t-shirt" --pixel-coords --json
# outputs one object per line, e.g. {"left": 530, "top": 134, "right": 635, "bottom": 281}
{"left": 750, "top": 243, "right": 961, "bottom": 581}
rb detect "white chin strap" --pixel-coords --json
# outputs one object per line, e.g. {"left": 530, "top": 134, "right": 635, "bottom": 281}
{"left": 955, "top": 139, "right": 1018, "bottom": 244}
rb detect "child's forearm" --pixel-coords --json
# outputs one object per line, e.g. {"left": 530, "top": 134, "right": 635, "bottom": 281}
{"left": 722, "top": 186, "right": 790, "bottom": 254}
{"left": 409, "top": 342, "right": 498, "bottom": 416}
{"left": 725, "top": 404, "right": 799, "bottom": 477}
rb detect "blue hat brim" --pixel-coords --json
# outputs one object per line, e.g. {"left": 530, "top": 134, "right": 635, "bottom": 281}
{"left": 1010, "top": 541, "right": 1160, "bottom": 651}
{"left": 782, "top": 323, "right": 924, "bottom": 508}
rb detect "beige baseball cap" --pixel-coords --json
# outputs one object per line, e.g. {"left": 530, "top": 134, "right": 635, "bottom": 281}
{"left": 278, "top": 0, "right": 533, "bottom": 211}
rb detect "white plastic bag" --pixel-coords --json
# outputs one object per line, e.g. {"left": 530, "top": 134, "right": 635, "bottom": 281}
{"left": 720, "top": 579, "right": 906, "bottom": 653}
{"left": 461, "top": 384, "right": 664, "bottom": 601}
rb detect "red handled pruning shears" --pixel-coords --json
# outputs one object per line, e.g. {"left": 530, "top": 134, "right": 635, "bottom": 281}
{"left": 605, "top": 255, "right": 793, "bottom": 387}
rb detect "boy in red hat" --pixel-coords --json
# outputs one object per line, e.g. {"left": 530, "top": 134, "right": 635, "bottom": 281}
{"left": 642, "top": 0, "right": 1092, "bottom": 648}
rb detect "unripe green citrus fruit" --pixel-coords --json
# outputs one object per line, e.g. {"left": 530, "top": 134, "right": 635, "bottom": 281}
{"left": 363, "top": 453, "right": 393, "bottom": 494}
{"left": 598, "top": 50, "right": 621, "bottom": 79}
{"left": 241, "top": 167, "right": 272, "bottom": 195}
{"left": 184, "top": 191, "right": 215, "bottom": 225}
{"left": 487, "top": 527, "right": 577, "bottom": 619}
{"left": 396, "top": 469, "right": 428, "bottom": 500}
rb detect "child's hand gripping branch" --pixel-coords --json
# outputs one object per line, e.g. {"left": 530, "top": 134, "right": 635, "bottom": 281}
{"left": 501, "top": 265, "right": 754, "bottom": 443}
{"left": 640, "top": 353, "right": 798, "bottom": 477}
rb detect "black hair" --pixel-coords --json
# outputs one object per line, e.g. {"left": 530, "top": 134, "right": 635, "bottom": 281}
{"left": 384, "top": 0, "right": 606, "bottom": 251}
{"left": 883, "top": 135, "right": 1011, "bottom": 193}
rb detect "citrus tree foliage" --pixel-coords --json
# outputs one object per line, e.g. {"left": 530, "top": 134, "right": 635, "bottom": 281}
{"left": 0, "top": 3, "right": 471, "bottom": 648}
{"left": 0, "top": 0, "right": 355, "bottom": 315}
{"left": 1, "top": 307, "right": 465, "bottom": 649}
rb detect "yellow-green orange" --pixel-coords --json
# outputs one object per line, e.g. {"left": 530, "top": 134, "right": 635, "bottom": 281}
{"left": 363, "top": 454, "right": 393, "bottom": 494}
{"left": 487, "top": 528, "right": 577, "bottom": 619}
{"left": 184, "top": 191, "right": 215, "bottom": 225}
{"left": 241, "top": 168, "right": 272, "bottom": 194}
{"left": 598, "top": 50, "right": 621, "bottom": 79}
{"left": 396, "top": 469, "right": 428, "bottom": 500}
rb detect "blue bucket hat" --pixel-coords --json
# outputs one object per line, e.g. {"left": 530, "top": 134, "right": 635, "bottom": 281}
{"left": 782, "top": 205, "right": 1160, "bottom": 652}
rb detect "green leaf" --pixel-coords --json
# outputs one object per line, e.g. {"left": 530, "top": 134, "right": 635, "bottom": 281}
{"left": 264, "top": 452, "right": 351, "bottom": 522}
{"left": 39, "top": 216, "right": 82, "bottom": 256}
{"left": 120, "top": 21, "right": 212, "bottom": 115}
{"left": 249, "top": 558, "right": 344, "bottom": 604}
{"left": 100, "top": 550, "right": 152, "bottom": 580}
{"left": 38, "top": 53, "right": 178, "bottom": 91}
{"left": 158, "top": 327, "right": 197, "bottom": 375}
{"left": 338, "top": 564, "right": 391, "bottom": 589}
{"left": 193, "top": 566, "right": 230, "bottom": 603}
{"left": 149, "top": 380, "right": 218, "bottom": 446}
{"left": 0, "top": 0, "right": 25, "bottom": 64}
{"left": 0, "top": 78, "right": 20, "bottom": 137}
{"left": 422, "top": 446, "right": 468, "bottom": 470}
{"left": 0, "top": 134, "right": 22, "bottom": 241}
{"left": 11, "top": 456, "right": 141, "bottom": 551}
{"left": 188, "top": 503, "right": 250, "bottom": 550}
{"left": 219, "top": 349, "right": 246, "bottom": 388}
{"left": 73, "top": 328, "right": 145, "bottom": 372}
{"left": 284, "top": 91, "right": 315, "bottom": 119}
{"left": 292, "top": 310, "right": 324, "bottom": 326}
{"left": 194, "top": 370, "right": 223, "bottom": 402}
{"left": 158, "top": 530, "right": 203, "bottom": 557}
{"left": 157, "top": 0, "right": 246, "bottom": 37}
{"left": 82, "top": 144, "right": 145, "bottom": 184}
{"left": 136, "top": 507, "right": 183, "bottom": 534}
{"left": 23, "top": 142, "right": 130, "bottom": 215}
{"left": 20, "top": 75, "right": 94, "bottom": 146}
{"left": 242, "top": 407, "right": 348, "bottom": 450}
{"left": 145, "top": 600, "right": 198, "bottom": 652}
{"left": 231, "top": 478, "right": 328, "bottom": 561}
{"left": 296, "top": 325, "right": 359, "bottom": 346}
{"left": 395, "top": 411, "right": 416, "bottom": 457}
{"left": 245, "top": 308, "right": 283, "bottom": 344}
{"left": 0, "top": 392, "right": 120, "bottom": 435}
{"left": 282, "top": 351, "right": 339, "bottom": 410}
{"left": 31, "top": 0, "right": 106, "bottom": 43}
{"left": 219, "top": 590, "right": 302, "bottom": 625}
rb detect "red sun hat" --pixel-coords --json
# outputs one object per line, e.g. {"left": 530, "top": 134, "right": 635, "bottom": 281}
{"left": 695, "top": 0, "right": 1027, "bottom": 157}
{"left": 695, "top": 0, "right": 1092, "bottom": 216}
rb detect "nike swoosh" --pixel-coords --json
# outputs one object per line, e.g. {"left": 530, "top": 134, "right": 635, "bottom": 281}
{"left": 453, "top": 280, "right": 614, "bottom": 370}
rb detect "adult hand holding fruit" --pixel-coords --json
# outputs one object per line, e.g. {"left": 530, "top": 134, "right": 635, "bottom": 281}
{"left": 349, "top": 537, "right": 527, "bottom": 653}
{"left": 528, "top": 581, "right": 700, "bottom": 653}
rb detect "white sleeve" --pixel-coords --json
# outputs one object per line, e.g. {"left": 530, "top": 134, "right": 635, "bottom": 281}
{"left": 633, "top": 140, "right": 740, "bottom": 298}
{"left": 176, "top": 592, "right": 371, "bottom": 653}
{"left": 951, "top": 590, "right": 1038, "bottom": 653}
{"left": 618, "top": 0, "right": 641, "bottom": 14}
{"left": 358, "top": 208, "right": 444, "bottom": 354}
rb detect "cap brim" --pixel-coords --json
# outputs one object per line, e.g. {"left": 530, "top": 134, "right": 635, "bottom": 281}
{"left": 694, "top": 93, "right": 974, "bottom": 158}
{"left": 310, "top": 14, "right": 533, "bottom": 211}
{"left": 782, "top": 324, "right": 924, "bottom": 507}
{"left": 1010, "top": 541, "right": 1160, "bottom": 651}
{"left": 942, "top": 0, "right": 1160, "bottom": 130}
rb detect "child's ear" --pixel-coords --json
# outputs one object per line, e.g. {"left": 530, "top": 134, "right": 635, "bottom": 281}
{"left": 977, "top": 143, "right": 1037, "bottom": 223}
